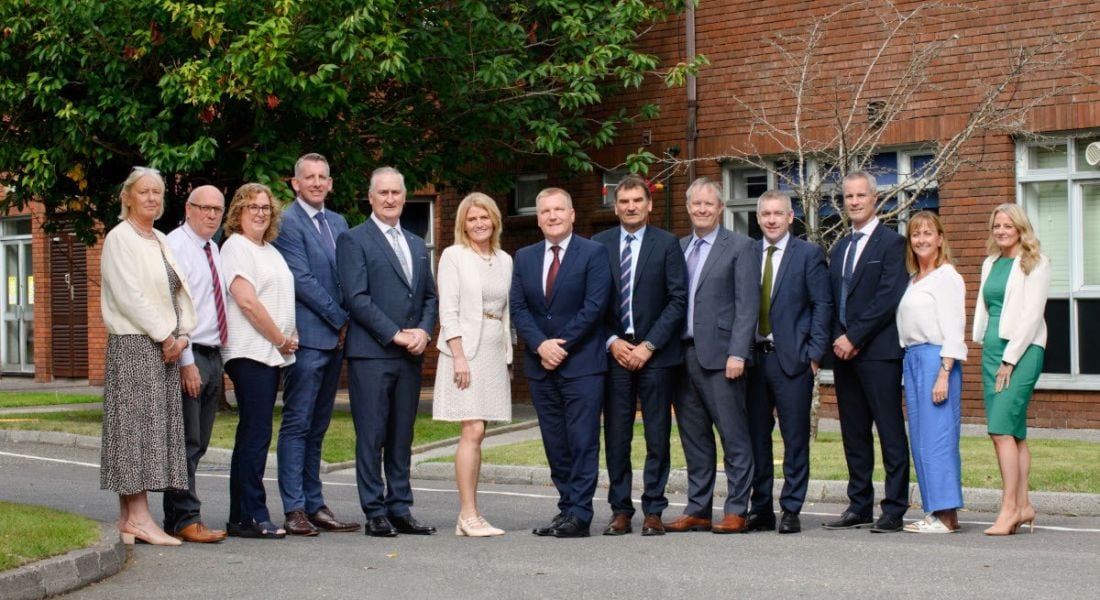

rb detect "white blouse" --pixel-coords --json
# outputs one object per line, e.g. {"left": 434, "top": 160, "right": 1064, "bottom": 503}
{"left": 896, "top": 263, "right": 968, "bottom": 361}
{"left": 220, "top": 234, "right": 296, "bottom": 367}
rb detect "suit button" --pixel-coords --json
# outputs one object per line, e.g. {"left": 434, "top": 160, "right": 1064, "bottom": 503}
{"left": 547, "top": 315, "right": 552, "bottom": 320}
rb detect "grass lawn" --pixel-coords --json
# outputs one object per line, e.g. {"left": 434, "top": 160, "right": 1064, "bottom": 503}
{"left": 0, "top": 501, "right": 100, "bottom": 571}
{"left": 0, "top": 392, "right": 101, "bottom": 409}
{"left": 0, "top": 409, "right": 476, "bottom": 464}
{"left": 455, "top": 424, "right": 1100, "bottom": 494}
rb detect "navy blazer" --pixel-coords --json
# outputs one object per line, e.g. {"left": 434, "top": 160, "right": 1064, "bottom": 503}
{"left": 757, "top": 236, "right": 832, "bottom": 377}
{"left": 510, "top": 235, "right": 611, "bottom": 380}
{"left": 828, "top": 223, "right": 907, "bottom": 361}
{"left": 272, "top": 201, "right": 349, "bottom": 350}
{"left": 681, "top": 227, "right": 760, "bottom": 371}
{"left": 593, "top": 225, "right": 687, "bottom": 369}
{"left": 336, "top": 220, "right": 438, "bottom": 360}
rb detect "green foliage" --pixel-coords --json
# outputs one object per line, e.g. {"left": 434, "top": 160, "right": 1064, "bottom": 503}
{"left": 0, "top": 0, "right": 704, "bottom": 240}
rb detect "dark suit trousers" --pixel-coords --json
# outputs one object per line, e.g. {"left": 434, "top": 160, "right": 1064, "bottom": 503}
{"left": 833, "top": 358, "right": 910, "bottom": 519}
{"left": 225, "top": 358, "right": 280, "bottom": 526}
{"left": 747, "top": 352, "right": 813, "bottom": 516}
{"left": 529, "top": 372, "right": 604, "bottom": 525}
{"left": 604, "top": 361, "right": 673, "bottom": 517}
{"left": 348, "top": 357, "right": 421, "bottom": 518}
{"left": 675, "top": 346, "right": 753, "bottom": 517}
{"left": 163, "top": 347, "right": 223, "bottom": 532}
{"left": 277, "top": 345, "right": 343, "bottom": 514}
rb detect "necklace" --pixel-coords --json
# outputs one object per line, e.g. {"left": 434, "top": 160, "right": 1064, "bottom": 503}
{"left": 473, "top": 247, "right": 493, "bottom": 266}
{"left": 127, "top": 218, "right": 156, "bottom": 240}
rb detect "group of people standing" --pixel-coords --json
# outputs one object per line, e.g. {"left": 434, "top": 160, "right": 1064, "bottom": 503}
{"left": 97, "top": 158, "right": 1048, "bottom": 546}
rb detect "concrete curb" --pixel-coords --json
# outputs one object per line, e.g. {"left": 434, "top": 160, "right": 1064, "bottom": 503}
{"left": 0, "top": 524, "right": 128, "bottom": 600}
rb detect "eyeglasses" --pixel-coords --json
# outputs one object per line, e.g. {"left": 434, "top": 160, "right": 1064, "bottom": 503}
{"left": 187, "top": 202, "right": 225, "bottom": 216}
{"left": 245, "top": 204, "right": 274, "bottom": 215}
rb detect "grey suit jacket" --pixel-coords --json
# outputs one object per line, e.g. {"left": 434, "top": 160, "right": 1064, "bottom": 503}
{"left": 681, "top": 227, "right": 760, "bottom": 371}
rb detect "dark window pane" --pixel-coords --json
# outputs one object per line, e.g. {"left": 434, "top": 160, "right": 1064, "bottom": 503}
{"left": 401, "top": 201, "right": 431, "bottom": 240}
{"left": 913, "top": 189, "right": 939, "bottom": 210}
{"left": 911, "top": 154, "right": 935, "bottom": 178}
{"left": 746, "top": 173, "right": 768, "bottom": 199}
{"left": 1078, "top": 300, "right": 1100, "bottom": 374}
{"left": 1043, "top": 299, "right": 1071, "bottom": 374}
{"left": 871, "top": 153, "right": 899, "bottom": 185}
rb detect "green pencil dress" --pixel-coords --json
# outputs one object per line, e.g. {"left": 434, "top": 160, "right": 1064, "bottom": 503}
{"left": 981, "top": 257, "right": 1044, "bottom": 440}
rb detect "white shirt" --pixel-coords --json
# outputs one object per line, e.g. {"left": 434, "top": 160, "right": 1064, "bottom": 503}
{"left": 606, "top": 226, "right": 646, "bottom": 347}
{"left": 166, "top": 222, "right": 227, "bottom": 366}
{"left": 371, "top": 213, "right": 412, "bottom": 278}
{"left": 684, "top": 227, "right": 718, "bottom": 339}
{"left": 221, "top": 234, "right": 296, "bottom": 367}
{"left": 541, "top": 234, "right": 573, "bottom": 296}
{"left": 896, "top": 263, "right": 968, "bottom": 360}
{"left": 843, "top": 216, "right": 879, "bottom": 269}
{"left": 296, "top": 197, "right": 335, "bottom": 238}
{"left": 758, "top": 232, "right": 789, "bottom": 342}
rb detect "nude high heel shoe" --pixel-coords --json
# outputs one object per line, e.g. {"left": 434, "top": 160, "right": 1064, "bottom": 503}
{"left": 121, "top": 521, "right": 182, "bottom": 546}
{"left": 455, "top": 515, "right": 505, "bottom": 537}
{"left": 1017, "top": 507, "right": 1036, "bottom": 533}
{"left": 983, "top": 511, "right": 1021, "bottom": 536}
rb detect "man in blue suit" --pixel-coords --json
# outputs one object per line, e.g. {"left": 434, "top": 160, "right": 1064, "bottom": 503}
{"left": 746, "top": 190, "right": 832, "bottom": 535}
{"left": 665, "top": 177, "right": 760, "bottom": 534}
{"left": 511, "top": 187, "right": 611, "bottom": 538}
{"left": 593, "top": 174, "right": 686, "bottom": 537}
{"left": 337, "top": 166, "right": 439, "bottom": 537}
{"left": 272, "top": 153, "right": 360, "bottom": 536}
{"left": 822, "top": 171, "right": 910, "bottom": 533}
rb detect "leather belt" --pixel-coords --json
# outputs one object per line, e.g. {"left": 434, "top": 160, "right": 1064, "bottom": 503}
{"left": 192, "top": 343, "right": 221, "bottom": 355}
{"left": 755, "top": 341, "right": 776, "bottom": 354}
{"left": 483, "top": 312, "right": 503, "bottom": 321}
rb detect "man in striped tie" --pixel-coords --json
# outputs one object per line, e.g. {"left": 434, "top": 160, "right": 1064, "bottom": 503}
{"left": 593, "top": 175, "right": 687, "bottom": 537}
{"left": 163, "top": 185, "right": 230, "bottom": 543}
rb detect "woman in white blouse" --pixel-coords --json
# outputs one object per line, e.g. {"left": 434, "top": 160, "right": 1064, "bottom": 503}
{"left": 221, "top": 183, "right": 299, "bottom": 539}
{"left": 896, "top": 211, "right": 966, "bottom": 533}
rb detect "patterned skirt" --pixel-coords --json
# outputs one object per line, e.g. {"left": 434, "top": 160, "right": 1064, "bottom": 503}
{"left": 100, "top": 334, "right": 188, "bottom": 495}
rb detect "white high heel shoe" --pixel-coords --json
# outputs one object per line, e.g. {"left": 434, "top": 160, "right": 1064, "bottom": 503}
{"left": 455, "top": 515, "right": 505, "bottom": 537}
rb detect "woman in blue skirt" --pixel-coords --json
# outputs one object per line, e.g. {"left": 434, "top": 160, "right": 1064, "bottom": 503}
{"left": 896, "top": 212, "right": 966, "bottom": 533}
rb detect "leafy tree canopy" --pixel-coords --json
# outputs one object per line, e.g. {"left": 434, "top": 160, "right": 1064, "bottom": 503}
{"left": 0, "top": 0, "right": 702, "bottom": 241}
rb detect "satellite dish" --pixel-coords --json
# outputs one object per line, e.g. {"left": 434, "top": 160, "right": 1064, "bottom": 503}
{"left": 1086, "top": 142, "right": 1100, "bottom": 166}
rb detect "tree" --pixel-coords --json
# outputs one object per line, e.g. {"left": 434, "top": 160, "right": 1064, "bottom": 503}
{"left": 0, "top": 0, "right": 704, "bottom": 241}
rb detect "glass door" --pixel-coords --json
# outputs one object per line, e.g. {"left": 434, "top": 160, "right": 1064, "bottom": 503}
{"left": 1, "top": 224, "right": 34, "bottom": 374}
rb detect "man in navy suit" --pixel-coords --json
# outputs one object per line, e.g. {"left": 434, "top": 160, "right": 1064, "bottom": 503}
{"left": 822, "top": 171, "right": 910, "bottom": 533}
{"left": 665, "top": 177, "right": 760, "bottom": 534}
{"left": 337, "top": 166, "right": 439, "bottom": 537}
{"left": 745, "top": 190, "right": 832, "bottom": 535}
{"left": 511, "top": 187, "right": 611, "bottom": 538}
{"left": 272, "top": 153, "right": 360, "bottom": 536}
{"left": 593, "top": 174, "right": 686, "bottom": 537}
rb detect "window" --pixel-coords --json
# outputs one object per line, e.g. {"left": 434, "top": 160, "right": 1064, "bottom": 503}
{"left": 722, "top": 148, "right": 938, "bottom": 242}
{"left": 1017, "top": 134, "right": 1100, "bottom": 383}
{"left": 602, "top": 170, "right": 628, "bottom": 207}
{"left": 402, "top": 196, "right": 436, "bottom": 274}
{"left": 513, "top": 174, "right": 547, "bottom": 215}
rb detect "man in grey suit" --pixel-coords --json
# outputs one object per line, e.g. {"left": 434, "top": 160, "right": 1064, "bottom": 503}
{"left": 337, "top": 166, "right": 438, "bottom": 537}
{"left": 664, "top": 177, "right": 760, "bottom": 534}
{"left": 272, "top": 153, "right": 360, "bottom": 536}
{"left": 746, "top": 190, "right": 832, "bottom": 534}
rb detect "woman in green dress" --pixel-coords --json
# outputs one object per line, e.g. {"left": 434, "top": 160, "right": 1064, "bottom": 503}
{"left": 972, "top": 203, "right": 1050, "bottom": 536}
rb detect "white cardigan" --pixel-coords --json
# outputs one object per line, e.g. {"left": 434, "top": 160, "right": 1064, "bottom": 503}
{"left": 972, "top": 253, "right": 1050, "bottom": 365}
{"left": 434, "top": 244, "right": 512, "bottom": 363}
{"left": 100, "top": 221, "right": 197, "bottom": 342}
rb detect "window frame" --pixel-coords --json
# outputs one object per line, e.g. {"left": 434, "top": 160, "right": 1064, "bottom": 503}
{"left": 514, "top": 173, "right": 548, "bottom": 215}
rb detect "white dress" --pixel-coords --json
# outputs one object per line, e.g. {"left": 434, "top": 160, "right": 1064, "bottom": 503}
{"left": 433, "top": 249, "right": 512, "bottom": 422}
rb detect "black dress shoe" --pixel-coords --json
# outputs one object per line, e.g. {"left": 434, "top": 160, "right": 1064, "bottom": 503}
{"left": 365, "top": 516, "right": 398, "bottom": 537}
{"left": 550, "top": 515, "right": 590, "bottom": 538}
{"left": 746, "top": 511, "right": 777, "bottom": 532}
{"left": 822, "top": 511, "right": 873, "bottom": 530}
{"left": 532, "top": 513, "right": 565, "bottom": 536}
{"left": 778, "top": 511, "right": 801, "bottom": 534}
{"left": 870, "top": 515, "right": 904, "bottom": 533}
{"left": 390, "top": 514, "right": 436, "bottom": 535}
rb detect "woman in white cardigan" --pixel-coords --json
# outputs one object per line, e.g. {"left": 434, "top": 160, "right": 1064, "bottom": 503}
{"left": 432, "top": 193, "right": 512, "bottom": 537}
{"left": 972, "top": 203, "right": 1050, "bottom": 536}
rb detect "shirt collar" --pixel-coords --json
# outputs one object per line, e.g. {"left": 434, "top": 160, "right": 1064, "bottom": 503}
{"left": 621, "top": 225, "right": 646, "bottom": 244}
{"left": 691, "top": 226, "right": 720, "bottom": 246}
{"left": 545, "top": 234, "right": 573, "bottom": 253}
{"left": 853, "top": 216, "right": 879, "bottom": 238}
{"left": 764, "top": 231, "right": 790, "bottom": 251}
{"left": 181, "top": 221, "right": 213, "bottom": 246}
{"left": 371, "top": 212, "right": 401, "bottom": 235}
{"left": 296, "top": 197, "right": 325, "bottom": 219}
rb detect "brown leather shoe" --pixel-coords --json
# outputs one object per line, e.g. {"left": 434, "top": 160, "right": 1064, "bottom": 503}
{"left": 173, "top": 522, "right": 228, "bottom": 543}
{"left": 663, "top": 514, "right": 712, "bottom": 532}
{"left": 712, "top": 513, "right": 749, "bottom": 534}
{"left": 602, "top": 513, "right": 632, "bottom": 536}
{"left": 284, "top": 510, "right": 320, "bottom": 536}
{"left": 308, "top": 506, "right": 362, "bottom": 532}
{"left": 641, "top": 514, "right": 665, "bottom": 536}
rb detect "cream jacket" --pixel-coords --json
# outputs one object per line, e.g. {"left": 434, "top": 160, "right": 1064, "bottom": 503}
{"left": 972, "top": 253, "right": 1050, "bottom": 365}
{"left": 434, "top": 244, "right": 512, "bottom": 364}
{"left": 100, "top": 221, "right": 197, "bottom": 342}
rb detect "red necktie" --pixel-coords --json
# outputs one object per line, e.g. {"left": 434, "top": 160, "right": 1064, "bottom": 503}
{"left": 204, "top": 242, "right": 229, "bottom": 347}
{"left": 545, "top": 245, "right": 561, "bottom": 302}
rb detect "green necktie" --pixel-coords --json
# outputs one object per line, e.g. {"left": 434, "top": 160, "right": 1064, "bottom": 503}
{"left": 758, "top": 245, "right": 777, "bottom": 336}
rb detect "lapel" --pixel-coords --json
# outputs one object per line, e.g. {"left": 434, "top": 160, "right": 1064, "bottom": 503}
{"left": 848, "top": 226, "right": 882, "bottom": 292}
{"left": 545, "top": 238, "right": 580, "bottom": 307}
{"left": 634, "top": 229, "right": 656, "bottom": 283}
{"left": 696, "top": 227, "right": 729, "bottom": 288}
{"left": 770, "top": 238, "right": 794, "bottom": 301}
{"left": 291, "top": 201, "right": 337, "bottom": 268}
{"left": 366, "top": 220, "right": 413, "bottom": 290}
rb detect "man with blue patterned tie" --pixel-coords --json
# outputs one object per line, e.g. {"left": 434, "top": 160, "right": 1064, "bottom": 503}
{"left": 272, "top": 153, "right": 360, "bottom": 536}
{"left": 593, "top": 175, "right": 687, "bottom": 537}
{"left": 823, "top": 171, "right": 910, "bottom": 533}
